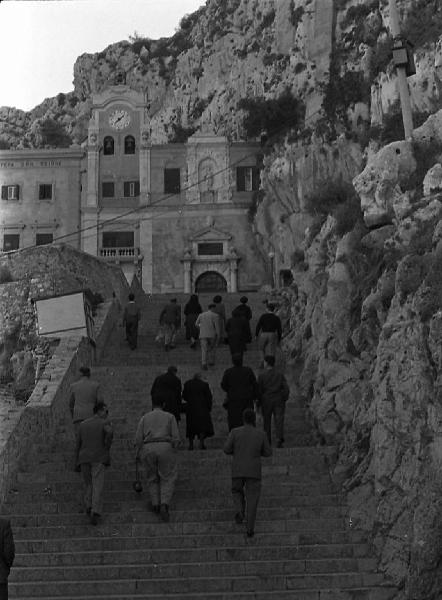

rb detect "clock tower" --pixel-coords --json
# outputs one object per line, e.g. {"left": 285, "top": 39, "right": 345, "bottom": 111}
{"left": 82, "top": 74, "right": 151, "bottom": 287}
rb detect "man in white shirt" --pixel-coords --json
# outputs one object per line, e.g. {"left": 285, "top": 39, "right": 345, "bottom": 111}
{"left": 195, "top": 303, "right": 221, "bottom": 370}
{"left": 134, "top": 397, "right": 181, "bottom": 521}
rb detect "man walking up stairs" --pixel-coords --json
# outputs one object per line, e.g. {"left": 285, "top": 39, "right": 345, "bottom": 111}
{"left": 2, "top": 291, "right": 398, "bottom": 599}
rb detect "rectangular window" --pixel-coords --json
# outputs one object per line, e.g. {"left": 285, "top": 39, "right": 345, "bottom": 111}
{"left": 102, "top": 231, "right": 134, "bottom": 248}
{"left": 3, "top": 234, "right": 19, "bottom": 252}
{"left": 123, "top": 181, "right": 140, "bottom": 197}
{"left": 38, "top": 184, "right": 53, "bottom": 200}
{"left": 164, "top": 168, "right": 181, "bottom": 194}
{"left": 1, "top": 185, "right": 20, "bottom": 201}
{"left": 102, "top": 182, "right": 115, "bottom": 198}
{"left": 236, "top": 167, "right": 260, "bottom": 192}
{"left": 36, "top": 233, "right": 53, "bottom": 246}
{"left": 197, "top": 242, "right": 224, "bottom": 256}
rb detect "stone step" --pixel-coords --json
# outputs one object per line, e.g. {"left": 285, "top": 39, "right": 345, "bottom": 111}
{"left": 15, "top": 461, "right": 329, "bottom": 481}
{"left": 15, "top": 530, "right": 368, "bottom": 553}
{"left": 7, "top": 505, "right": 347, "bottom": 527}
{"left": 1, "top": 494, "right": 344, "bottom": 515}
{"left": 8, "top": 590, "right": 397, "bottom": 600}
{"left": 8, "top": 485, "right": 340, "bottom": 504}
{"left": 11, "top": 517, "right": 349, "bottom": 540}
{"left": 7, "top": 572, "right": 388, "bottom": 597}
{"left": 11, "top": 478, "right": 337, "bottom": 497}
{"left": 9, "top": 557, "right": 379, "bottom": 582}
{"left": 12, "top": 543, "right": 372, "bottom": 567}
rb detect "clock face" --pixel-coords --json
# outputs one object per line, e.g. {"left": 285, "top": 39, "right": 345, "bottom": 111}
{"left": 108, "top": 109, "right": 131, "bottom": 130}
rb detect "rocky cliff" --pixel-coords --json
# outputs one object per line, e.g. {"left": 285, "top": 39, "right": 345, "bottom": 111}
{"left": 2, "top": 0, "right": 442, "bottom": 596}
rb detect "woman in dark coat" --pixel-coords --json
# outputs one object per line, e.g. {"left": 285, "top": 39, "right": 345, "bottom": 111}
{"left": 182, "top": 373, "right": 214, "bottom": 450}
{"left": 225, "top": 310, "right": 249, "bottom": 358}
{"left": 233, "top": 296, "right": 252, "bottom": 343}
{"left": 183, "top": 294, "right": 202, "bottom": 349}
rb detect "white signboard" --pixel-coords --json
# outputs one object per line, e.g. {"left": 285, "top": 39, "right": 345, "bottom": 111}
{"left": 35, "top": 291, "right": 94, "bottom": 339}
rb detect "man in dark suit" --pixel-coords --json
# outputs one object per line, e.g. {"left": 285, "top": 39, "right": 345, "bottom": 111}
{"left": 0, "top": 518, "right": 14, "bottom": 600}
{"left": 69, "top": 366, "right": 100, "bottom": 436}
{"left": 220, "top": 354, "right": 258, "bottom": 430}
{"left": 122, "top": 292, "right": 141, "bottom": 350}
{"left": 257, "top": 355, "right": 290, "bottom": 447}
{"left": 76, "top": 402, "right": 113, "bottom": 526}
{"left": 223, "top": 408, "right": 272, "bottom": 537}
{"left": 151, "top": 366, "right": 182, "bottom": 423}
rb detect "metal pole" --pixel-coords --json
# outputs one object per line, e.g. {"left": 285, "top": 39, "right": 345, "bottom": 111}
{"left": 388, "top": 0, "right": 414, "bottom": 139}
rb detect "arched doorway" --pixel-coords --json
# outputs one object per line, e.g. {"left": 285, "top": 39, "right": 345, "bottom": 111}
{"left": 195, "top": 271, "right": 227, "bottom": 293}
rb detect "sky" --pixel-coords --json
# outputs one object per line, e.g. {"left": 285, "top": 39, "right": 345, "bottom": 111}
{"left": 0, "top": 0, "right": 205, "bottom": 111}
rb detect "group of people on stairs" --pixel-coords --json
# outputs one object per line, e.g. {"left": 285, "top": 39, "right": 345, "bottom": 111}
{"left": 69, "top": 350, "right": 289, "bottom": 536}
{"left": 124, "top": 293, "right": 283, "bottom": 371}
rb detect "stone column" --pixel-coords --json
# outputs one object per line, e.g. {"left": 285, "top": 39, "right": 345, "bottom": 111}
{"left": 182, "top": 252, "right": 192, "bottom": 293}
{"left": 86, "top": 129, "right": 100, "bottom": 208}
{"left": 139, "top": 215, "right": 153, "bottom": 292}
{"left": 140, "top": 128, "right": 151, "bottom": 206}
{"left": 228, "top": 248, "right": 239, "bottom": 292}
{"left": 81, "top": 209, "right": 99, "bottom": 257}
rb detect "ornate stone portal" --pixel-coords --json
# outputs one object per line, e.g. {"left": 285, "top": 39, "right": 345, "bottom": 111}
{"left": 181, "top": 224, "right": 240, "bottom": 293}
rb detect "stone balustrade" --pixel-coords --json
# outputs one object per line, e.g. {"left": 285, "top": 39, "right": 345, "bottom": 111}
{"left": 99, "top": 247, "right": 139, "bottom": 260}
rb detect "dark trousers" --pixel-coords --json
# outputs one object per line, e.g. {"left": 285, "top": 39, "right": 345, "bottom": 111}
{"left": 0, "top": 582, "right": 8, "bottom": 600}
{"left": 125, "top": 319, "right": 138, "bottom": 349}
{"left": 262, "top": 399, "right": 285, "bottom": 445}
{"left": 231, "top": 477, "right": 261, "bottom": 532}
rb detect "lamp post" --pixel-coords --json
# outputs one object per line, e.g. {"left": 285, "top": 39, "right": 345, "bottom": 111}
{"left": 388, "top": 0, "right": 414, "bottom": 139}
{"left": 268, "top": 250, "right": 275, "bottom": 288}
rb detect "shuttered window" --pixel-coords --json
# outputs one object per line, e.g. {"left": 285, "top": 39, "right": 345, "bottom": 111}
{"left": 3, "top": 234, "right": 19, "bottom": 251}
{"left": 236, "top": 167, "right": 260, "bottom": 191}
{"left": 102, "top": 182, "right": 115, "bottom": 198}
{"left": 164, "top": 168, "right": 181, "bottom": 194}
{"left": 36, "top": 233, "right": 54, "bottom": 246}
{"left": 103, "top": 136, "right": 114, "bottom": 155}
{"left": 123, "top": 181, "right": 140, "bottom": 197}
{"left": 102, "top": 231, "right": 134, "bottom": 248}
{"left": 124, "top": 136, "right": 136, "bottom": 154}
{"left": 38, "top": 184, "right": 53, "bottom": 200}
{"left": 1, "top": 185, "right": 20, "bottom": 201}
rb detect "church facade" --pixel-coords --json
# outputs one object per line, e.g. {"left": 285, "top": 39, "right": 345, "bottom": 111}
{"left": 0, "top": 82, "right": 268, "bottom": 293}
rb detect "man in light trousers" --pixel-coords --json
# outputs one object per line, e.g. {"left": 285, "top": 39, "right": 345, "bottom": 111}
{"left": 135, "top": 396, "right": 181, "bottom": 522}
{"left": 195, "top": 303, "right": 220, "bottom": 370}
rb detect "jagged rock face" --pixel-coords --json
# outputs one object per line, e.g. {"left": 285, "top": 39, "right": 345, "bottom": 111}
{"left": 275, "top": 116, "right": 442, "bottom": 595}
{"left": 353, "top": 141, "right": 416, "bottom": 227}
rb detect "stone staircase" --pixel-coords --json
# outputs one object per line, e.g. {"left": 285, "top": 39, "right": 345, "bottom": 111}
{"left": 2, "top": 292, "right": 397, "bottom": 599}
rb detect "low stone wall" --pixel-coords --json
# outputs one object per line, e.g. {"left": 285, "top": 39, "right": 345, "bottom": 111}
{"left": 0, "top": 297, "right": 121, "bottom": 502}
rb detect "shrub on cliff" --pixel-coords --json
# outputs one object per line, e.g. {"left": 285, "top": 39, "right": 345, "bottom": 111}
{"left": 238, "top": 89, "right": 305, "bottom": 140}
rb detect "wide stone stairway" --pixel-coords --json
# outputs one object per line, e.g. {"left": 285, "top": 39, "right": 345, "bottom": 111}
{"left": 3, "top": 292, "right": 397, "bottom": 599}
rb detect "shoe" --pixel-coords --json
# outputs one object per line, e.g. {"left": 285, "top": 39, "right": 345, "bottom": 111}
{"left": 234, "top": 512, "right": 244, "bottom": 524}
{"left": 90, "top": 512, "right": 100, "bottom": 526}
{"left": 208, "top": 362, "right": 215, "bottom": 367}
{"left": 202, "top": 364, "right": 208, "bottom": 371}
{"left": 246, "top": 529, "right": 254, "bottom": 538}
{"left": 160, "top": 504, "right": 170, "bottom": 522}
